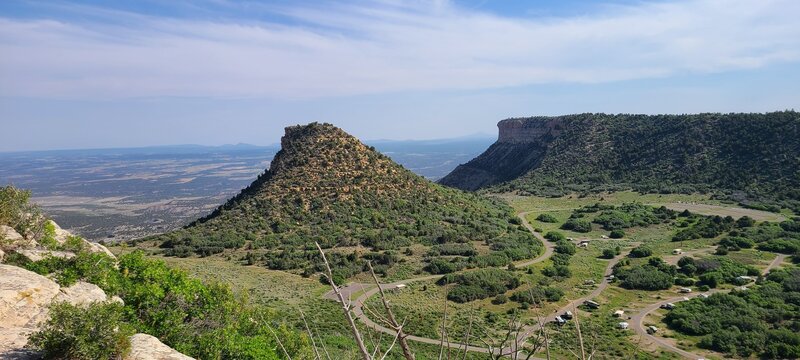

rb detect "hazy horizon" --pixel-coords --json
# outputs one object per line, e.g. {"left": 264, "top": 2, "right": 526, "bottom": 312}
{"left": 2, "top": 0, "right": 799, "bottom": 152}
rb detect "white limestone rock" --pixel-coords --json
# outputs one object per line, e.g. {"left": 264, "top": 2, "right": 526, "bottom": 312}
{"left": 0, "top": 264, "right": 61, "bottom": 356}
{"left": 127, "top": 333, "right": 195, "bottom": 360}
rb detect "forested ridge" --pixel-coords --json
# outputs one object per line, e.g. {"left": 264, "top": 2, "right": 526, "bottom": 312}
{"left": 442, "top": 111, "right": 800, "bottom": 212}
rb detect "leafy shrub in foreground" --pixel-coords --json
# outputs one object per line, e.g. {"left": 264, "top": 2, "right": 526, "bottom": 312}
{"left": 28, "top": 301, "right": 133, "bottom": 360}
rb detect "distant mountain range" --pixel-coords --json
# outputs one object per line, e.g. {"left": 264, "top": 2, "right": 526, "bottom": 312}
{"left": 440, "top": 111, "right": 800, "bottom": 212}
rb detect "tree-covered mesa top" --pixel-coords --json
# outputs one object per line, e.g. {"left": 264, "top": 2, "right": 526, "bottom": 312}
{"left": 439, "top": 111, "right": 800, "bottom": 212}
{"left": 153, "top": 123, "right": 539, "bottom": 275}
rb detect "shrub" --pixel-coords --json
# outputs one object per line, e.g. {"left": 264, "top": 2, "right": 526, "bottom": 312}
{"left": 561, "top": 218, "right": 592, "bottom": 233}
{"left": 535, "top": 213, "right": 558, "bottom": 223}
{"left": 440, "top": 269, "right": 520, "bottom": 303}
{"left": 544, "top": 231, "right": 566, "bottom": 242}
{"left": 492, "top": 294, "right": 508, "bottom": 304}
{"left": 28, "top": 301, "right": 134, "bottom": 360}
{"left": 601, "top": 248, "right": 616, "bottom": 259}
{"left": 555, "top": 240, "right": 576, "bottom": 255}
{"left": 629, "top": 245, "right": 653, "bottom": 258}
{"left": 615, "top": 265, "right": 674, "bottom": 290}
{"left": 609, "top": 230, "right": 625, "bottom": 239}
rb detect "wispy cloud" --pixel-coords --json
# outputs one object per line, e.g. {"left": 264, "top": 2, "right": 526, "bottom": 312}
{"left": 1, "top": 0, "right": 798, "bottom": 99}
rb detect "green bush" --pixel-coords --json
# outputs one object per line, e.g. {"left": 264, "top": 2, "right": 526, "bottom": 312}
{"left": 28, "top": 301, "right": 134, "bottom": 360}
{"left": 629, "top": 245, "right": 653, "bottom": 258}
{"left": 555, "top": 240, "right": 577, "bottom": 255}
{"left": 544, "top": 231, "right": 566, "bottom": 242}
{"left": 440, "top": 269, "right": 520, "bottom": 303}
{"left": 535, "top": 213, "right": 558, "bottom": 223}
{"left": 561, "top": 218, "right": 592, "bottom": 233}
{"left": 609, "top": 230, "right": 625, "bottom": 239}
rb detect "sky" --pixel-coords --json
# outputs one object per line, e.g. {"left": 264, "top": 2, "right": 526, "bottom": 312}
{"left": 1, "top": 0, "right": 799, "bottom": 152}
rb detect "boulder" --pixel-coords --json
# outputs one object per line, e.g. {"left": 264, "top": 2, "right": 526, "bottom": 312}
{"left": 127, "top": 334, "right": 195, "bottom": 360}
{"left": 48, "top": 221, "right": 72, "bottom": 245}
{"left": 48, "top": 221, "right": 116, "bottom": 260}
{"left": 55, "top": 282, "right": 108, "bottom": 306}
{"left": 15, "top": 249, "right": 75, "bottom": 263}
{"left": 0, "top": 226, "right": 34, "bottom": 250}
{"left": 0, "top": 264, "right": 61, "bottom": 355}
{"left": 85, "top": 241, "right": 116, "bottom": 260}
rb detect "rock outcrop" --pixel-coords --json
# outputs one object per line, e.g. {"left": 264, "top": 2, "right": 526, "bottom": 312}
{"left": 14, "top": 250, "right": 75, "bottom": 262}
{"left": 497, "top": 117, "right": 563, "bottom": 144}
{"left": 0, "top": 263, "right": 189, "bottom": 359}
{"left": 54, "top": 282, "right": 109, "bottom": 306}
{"left": 127, "top": 334, "right": 195, "bottom": 360}
{"left": 0, "top": 226, "right": 33, "bottom": 250}
{"left": 0, "top": 264, "right": 61, "bottom": 356}
{"left": 49, "top": 221, "right": 116, "bottom": 259}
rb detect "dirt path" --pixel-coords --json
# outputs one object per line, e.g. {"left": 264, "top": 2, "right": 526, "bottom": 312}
{"left": 323, "top": 211, "right": 556, "bottom": 357}
{"left": 654, "top": 203, "right": 786, "bottom": 222}
{"left": 631, "top": 253, "right": 788, "bottom": 359}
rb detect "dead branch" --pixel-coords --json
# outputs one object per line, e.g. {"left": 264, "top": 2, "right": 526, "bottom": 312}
{"left": 316, "top": 242, "right": 371, "bottom": 360}
{"left": 367, "top": 261, "right": 416, "bottom": 360}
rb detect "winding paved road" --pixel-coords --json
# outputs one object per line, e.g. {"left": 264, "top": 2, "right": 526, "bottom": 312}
{"left": 630, "top": 254, "right": 789, "bottom": 359}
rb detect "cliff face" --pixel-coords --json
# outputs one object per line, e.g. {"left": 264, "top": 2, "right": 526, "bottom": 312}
{"left": 439, "top": 112, "right": 800, "bottom": 212}
{"left": 438, "top": 117, "right": 563, "bottom": 190}
{"left": 497, "top": 117, "right": 564, "bottom": 144}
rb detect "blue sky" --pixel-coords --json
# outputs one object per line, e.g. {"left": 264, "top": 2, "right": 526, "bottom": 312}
{"left": 1, "top": 0, "right": 799, "bottom": 151}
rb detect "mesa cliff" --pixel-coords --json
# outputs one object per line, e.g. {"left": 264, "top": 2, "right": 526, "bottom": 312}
{"left": 440, "top": 112, "right": 800, "bottom": 212}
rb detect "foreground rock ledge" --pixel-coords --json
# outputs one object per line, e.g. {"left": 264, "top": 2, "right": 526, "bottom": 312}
{"left": 127, "top": 334, "right": 195, "bottom": 360}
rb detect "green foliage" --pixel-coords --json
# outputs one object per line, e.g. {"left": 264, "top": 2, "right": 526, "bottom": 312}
{"left": 665, "top": 268, "right": 800, "bottom": 358}
{"left": 676, "top": 256, "right": 759, "bottom": 288}
{"left": 544, "top": 231, "right": 566, "bottom": 242}
{"left": 628, "top": 245, "right": 653, "bottom": 258}
{"left": 613, "top": 258, "right": 676, "bottom": 290}
{"left": 609, "top": 229, "right": 625, "bottom": 239}
{"left": 672, "top": 215, "right": 735, "bottom": 242}
{"left": 39, "top": 221, "right": 58, "bottom": 250}
{"left": 28, "top": 301, "right": 134, "bottom": 360}
{"left": 536, "top": 213, "right": 558, "bottom": 223}
{"left": 456, "top": 112, "right": 800, "bottom": 213}
{"left": 439, "top": 268, "right": 520, "bottom": 303}
{"left": 561, "top": 218, "right": 592, "bottom": 233}
{"left": 591, "top": 203, "right": 676, "bottom": 230}
{"left": 510, "top": 286, "right": 564, "bottom": 304}
{"left": 0, "top": 185, "right": 46, "bottom": 242}
{"left": 24, "top": 250, "right": 309, "bottom": 359}
{"left": 554, "top": 240, "right": 576, "bottom": 255}
{"left": 153, "top": 123, "right": 538, "bottom": 278}
{"left": 601, "top": 247, "right": 620, "bottom": 259}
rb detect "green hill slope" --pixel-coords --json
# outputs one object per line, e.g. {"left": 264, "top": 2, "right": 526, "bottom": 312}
{"left": 153, "top": 123, "right": 538, "bottom": 277}
{"left": 440, "top": 111, "right": 800, "bottom": 212}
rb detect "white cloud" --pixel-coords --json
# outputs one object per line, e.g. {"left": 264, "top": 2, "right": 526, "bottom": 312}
{"left": 1, "top": 0, "right": 799, "bottom": 99}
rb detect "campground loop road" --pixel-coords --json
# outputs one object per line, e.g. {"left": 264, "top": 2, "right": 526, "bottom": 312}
{"left": 323, "top": 211, "right": 556, "bottom": 357}
{"left": 322, "top": 208, "right": 786, "bottom": 359}
{"left": 630, "top": 254, "right": 789, "bottom": 359}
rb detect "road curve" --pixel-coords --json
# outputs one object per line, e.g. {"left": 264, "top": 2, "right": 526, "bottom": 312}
{"left": 324, "top": 211, "right": 556, "bottom": 356}
{"left": 513, "top": 246, "right": 636, "bottom": 345}
{"left": 631, "top": 253, "right": 789, "bottom": 359}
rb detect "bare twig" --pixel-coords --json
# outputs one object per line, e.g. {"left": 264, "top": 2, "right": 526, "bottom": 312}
{"left": 265, "top": 322, "right": 293, "bottom": 360}
{"left": 299, "top": 309, "right": 322, "bottom": 360}
{"left": 316, "top": 242, "right": 371, "bottom": 360}
{"left": 572, "top": 303, "right": 586, "bottom": 360}
{"left": 461, "top": 307, "right": 474, "bottom": 360}
{"left": 367, "top": 261, "right": 415, "bottom": 360}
